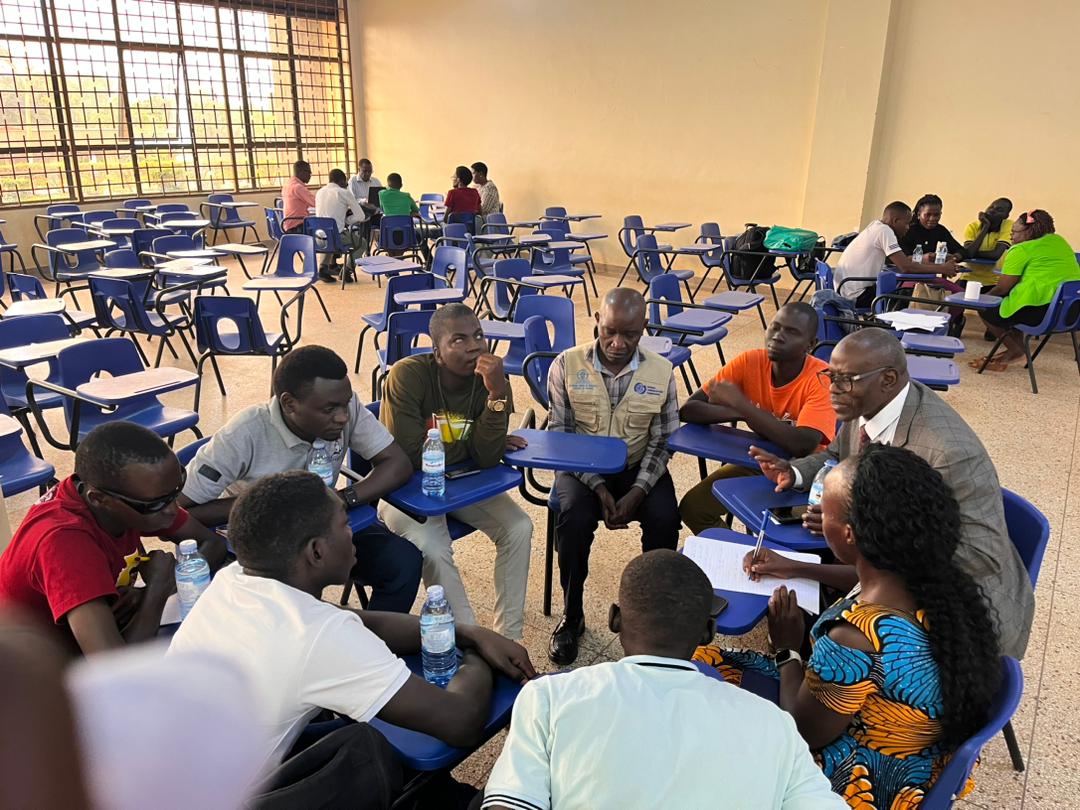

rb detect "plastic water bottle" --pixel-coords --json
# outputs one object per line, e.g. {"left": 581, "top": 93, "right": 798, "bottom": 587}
{"left": 420, "top": 585, "right": 458, "bottom": 686}
{"left": 934, "top": 241, "right": 948, "bottom": 264}
{"left": 912, "top": 245, "right": 924, "bottom": 265}
{"left": 422, "top": 428, "right": 445, "bottom": 498}
{"left": 308, "top": 439, "right": 335, "bottom": 487}
{"left": 808, "top": 459, "right": 838, "bottom": 507}
{"left": 175, "top": 540, "right": 211, "bottom": 620}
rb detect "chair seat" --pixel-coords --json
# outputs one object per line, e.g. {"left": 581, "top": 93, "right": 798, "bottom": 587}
{"left": 729, "top": 273, "right": 781, "bottom": 287}
{"left": 0, "top": 453, "right": 55, "bottom": 497}
{"left": 703, "top": 291, "right": 765, "bottom": 311}
{"left": 376, "top": 346, "right": 432, "bottom": 372}
{"left": 671, "top": 269, "right": 695, "bottom": 281}
{"left": 0, "top": 243, "right": 19, "bottom": 252}
{"left": 211, "top": 323, "right": 287, "bottom": 353}
{"left": 535, "top": 266, "right": 584, "bottom": 278}
{"left": 57, "top": 266, "right": 102, "bottom": 281}
{"left": 4, "top": 385, "right": 63, "bottom": 410}
{"left": 901, "top": 333, "right": 965, "bottom": 355}
{"left": 212, "top": 219, "right": 256, "bottom": 228}
{"left": 906, "top": 355, "right": 960, "bottom": 388}
{"left": 663, "top": 309, "right": 732, "bottom": 333}
{"left": 77, "top": 405, "right": 199, "bottom": 442}
{"left": 663, "top": 345, "right": 692, "bottom": 366}
{"left": 666, "top": 325, "right": 728, "bottom": 346}
{"left": 64, "top": 309, "right": 98, "bottom": 330}
{"left": 361, "top": 312, "right": 386, "bottom": 330}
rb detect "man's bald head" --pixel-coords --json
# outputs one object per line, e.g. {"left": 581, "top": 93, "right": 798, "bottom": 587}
{"left": 601, "top": 287, "right": 646, "bottom": 319}
{"left": 836, "top": 328, "right": 909, "bottom": 374}
{"left": 595, "top": 287, "right": 647, "bottom": 367}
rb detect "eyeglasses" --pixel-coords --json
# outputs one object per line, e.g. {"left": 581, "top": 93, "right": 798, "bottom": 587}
{"left": 95, "top": 468, "right": 187, "bottom": 515}
{"left": 817, "top": 367, "right": 892, "bottom": 394}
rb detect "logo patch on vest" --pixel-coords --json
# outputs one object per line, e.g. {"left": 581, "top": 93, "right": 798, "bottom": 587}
{"left": 570, "top": 369, "right": 596, "bottom": 391}
{"left": 633, "top": 382, "right": 663, "bottom": 396}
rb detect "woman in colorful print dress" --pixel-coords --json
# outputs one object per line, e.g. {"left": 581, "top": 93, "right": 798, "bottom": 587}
{"left": 695, "top": 445, "right": 1002, "bottom": 808}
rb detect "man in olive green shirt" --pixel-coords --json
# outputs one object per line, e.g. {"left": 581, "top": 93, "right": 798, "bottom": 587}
{"left": 377, "top": 173, "right": 420, "bottom": 217}
{"left": 379, "top": 304, "right": 532, "bottom": 639}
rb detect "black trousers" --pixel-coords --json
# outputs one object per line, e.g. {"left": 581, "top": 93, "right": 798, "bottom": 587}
{"left": 351, "top": 523, "right": 423, "bottom": 613}
{"left": 554, "top": 467, "right": 680, "bottom": 619}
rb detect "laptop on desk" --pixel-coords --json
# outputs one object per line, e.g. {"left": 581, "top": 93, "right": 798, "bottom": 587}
{"left": 366, "top": 186, "right": 384, "bottom": 209}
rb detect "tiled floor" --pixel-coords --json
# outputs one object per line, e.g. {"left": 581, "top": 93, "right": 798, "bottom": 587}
{"left": 9, "top": 257, "right": 1077, "bottom": 808}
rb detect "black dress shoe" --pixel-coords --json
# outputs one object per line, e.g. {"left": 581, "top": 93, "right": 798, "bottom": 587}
{"left": 318, "top": 271, "right": 337, "bottom": 284}
{"left": 548, "top": 615, "right": 585, "bottom": 665}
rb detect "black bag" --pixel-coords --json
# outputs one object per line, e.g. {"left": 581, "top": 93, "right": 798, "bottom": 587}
{"left": 246, "top": 723, "right": 403, "bottom": 810}
{"left": 730, "top": 224, "right": 775, "bottom": 281}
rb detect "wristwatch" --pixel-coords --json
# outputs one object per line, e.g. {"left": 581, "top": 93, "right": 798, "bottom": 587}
{"left": 337, "top": 487, "right": 363, "bottom": 509}
{"left": 775, "top": 649, "right": 803, "bottom": 668}
{"left": 486, "top": 397, "right": 508, "bottom": 413}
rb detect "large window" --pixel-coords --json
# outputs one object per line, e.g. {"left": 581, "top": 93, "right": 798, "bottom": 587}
{"left": 0, "top": 0, "right": 355, "bottom": 206}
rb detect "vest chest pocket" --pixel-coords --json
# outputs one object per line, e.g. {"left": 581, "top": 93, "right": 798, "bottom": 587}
{"left": 572, "top": 402, "right": 602, "bottom": 432}
{"left": 624, "top": 406, "right": 657, "bottom": 432}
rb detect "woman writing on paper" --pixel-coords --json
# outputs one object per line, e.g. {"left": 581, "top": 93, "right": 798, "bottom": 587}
{"left": 695, "top": 445, "right": 1001, "bottom": 807}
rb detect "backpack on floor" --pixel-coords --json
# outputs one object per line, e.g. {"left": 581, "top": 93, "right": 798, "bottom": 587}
{"left": 730, "top": 224, "right": 775, "bottom": 281}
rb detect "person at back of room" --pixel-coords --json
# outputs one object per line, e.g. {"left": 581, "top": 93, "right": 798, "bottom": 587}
{"left": 480, "top": 549, "right": 844, "bottom": 810}
{"left": 349, "top": 157, "right": 383, "bottom": 213}
{"left": 833, "top": 201, "right": 959, "bottom": 309}
{"left": 960, "top": 197, "right": 1014, "bottom": 291}
{"left": 314, "top": 168, "right": 367, "bottom": 283}
{"left": 282, "top": 159, "right": 316, "bottom": 234}
{"left": 378, "top": 173, "right": 420, "bottom": 218}
{"left": 471, "top": 161, "right": 501, "bottom": 217}
{"left": 678, "top": 303, "right": 836, "bottom": 534}
{"left": 897, "top": 194, "right": 966, "bottom": 330}
{"left": 444, "top": 165, "right": 482, "bottom": 217}
{"left": 696, "top": 445, "right": 1002, "bottom": 808}
{"left": 0, "top": 422, "right": 226, "bottom": 656}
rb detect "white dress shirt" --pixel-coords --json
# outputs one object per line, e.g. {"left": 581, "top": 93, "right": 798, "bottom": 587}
{"left": 349, "top": 174, "right": 383, "bottom": 205}
{"left": 315, "top": 183, "right": 366, "bottom": 231}
{"left": 858, "top": 382, "right": 910, "bottom": 445}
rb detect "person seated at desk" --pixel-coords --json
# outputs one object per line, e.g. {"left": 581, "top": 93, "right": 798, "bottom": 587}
{"left": 169, "top": 471, "right": 536, "bottom": 785}
{"left": 282, "top": 159, "right": 316, "bottom": 234}
{"left": 379, "top": 304, "right": 533, "bottom": 640}
{"left": 695, "top": 446, "right": 1001, "bottom": 809}
{"left": 445, "top": 165, "right": 482, "bottom": 218}
{"left": 546, "top": 288, "right": 680, "bottom": 665}
{"left": 971, "top": 209, "right": 1080, "bottom": 373}
{"left": 746, "top": 328, "right": 1034, "bottom": 659}
{"left": 378, "top": 173, "right": 420, "bottom": 218}
{"left": 0, "top": 423, "right": 227, "bottom": 656}
{"left": 314, "top": 168, "right": 367, "bottom": 283}
{"left": 678, "top": 302, "right": 836, "bottom": 534}
{"left": 834, "top": 201, "right": 959, "bottom": 309}
{"left": 471, "top": 161, "right": 501, "bottom": 217}
{"left": 899, "top": 193, "right": 965, "bottom": 262}
{"left": 178, "top": 345, "right": 422, "bottom": 614}
{"left": 349, "top": 157, "right": 383, "bottom": 214}
{"left": 961, "top": 197, "right": 1014, "bottom": 290}
{"left": 480, "top": 549, "right": 842, "bottom": 809}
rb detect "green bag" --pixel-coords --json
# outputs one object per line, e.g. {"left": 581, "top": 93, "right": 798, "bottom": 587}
{"left": 763, "top": 225, "right": 819, "bottom": 253}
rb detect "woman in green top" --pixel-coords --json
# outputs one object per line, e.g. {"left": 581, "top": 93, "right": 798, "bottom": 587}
{"left": 972, "top": 209, "right": 1080, "bottom": 372}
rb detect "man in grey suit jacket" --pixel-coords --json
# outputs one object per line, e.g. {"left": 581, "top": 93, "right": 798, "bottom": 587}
{"left": 747, "top": 328, "right": 1034, "bottom": 658}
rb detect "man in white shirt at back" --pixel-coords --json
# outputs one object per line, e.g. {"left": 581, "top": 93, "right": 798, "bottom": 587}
{"left": 314, "top": 168, "right": 366, "bottom": 282}
{"left": 833, "top": 200, "right": 959, "bottom": 308}
{"left": 169, "top": 470, "right": 537, "bottom": 782}
{"left": 349, "top": 157, "right": 383, "bottom": 212}
{"left": 481, "top": 550, "right": 844, "bottom": 810}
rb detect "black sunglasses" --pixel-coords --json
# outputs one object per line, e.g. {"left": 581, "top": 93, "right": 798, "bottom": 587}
{"left": 95, "top": 468, "right": 187, "bottom": 515}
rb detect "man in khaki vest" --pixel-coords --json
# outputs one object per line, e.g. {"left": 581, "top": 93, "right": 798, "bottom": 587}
{"left": 545, "top": 288, "right": 680, "bottom": 664}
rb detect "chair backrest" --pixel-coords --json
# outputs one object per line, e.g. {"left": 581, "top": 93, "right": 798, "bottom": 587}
{"left": 151, "top": 233, "right": 198, "bottom": 261}
{"left": 544, "top": 206, "right": 567, "bottom": 219}
{"left": 207, "top": 193, "right": 238, "bottom": 225}
{"left": 304, "top": 216, "right": 344, "bottom": 253}
{"left": 265, "top": 207, "right": 284, "bottom": 241}
{"left": 99, "top": 217, "right": 133, "bottom": 232}
{"left": 483, "top": 212, "right": 510, "bottom": 235}
{"left": 129, "top": 227, "right": 159, "bottom": 257}
{"left": 381, "top": 272, "right": 436, "bottom": 319}
{"left": 1039, "top": 279, "right": 1080, "bottom": 336}
{"left": 77, "top": 211, "right": 114, "bottom": 230}
{"left": 446, "top": 212, "right": 476, "bottom": 234}
{"left": 814, "top": 259, "right": 834, "bottom": 291}
{"left": 540, "top": 218, "right": 570, "bottom": 238}
{"left": 122, "top": 198, "right": 152, "bottom": 213}
{"left": 0, "top": 313, "right": 70, "bottom": 403}
{"left": 439, "top": 223, "right": 470, "bottom": 247}
{"left": 418, "top": 193, "right": 444, "bottom": 204}
{"left": 54, "top": 337, "right": 151, "bottom": 430}
{"left": 521, "top": 325, "right": 556, "bottom": 410}
{"left": 274, "top": 234, "right": 318, "bottom": 281}
{"left": 1002, "top": 488, "right": 1050, "bottom": 586}
{"left": 104, "top": 248, "right": 141, "bottom": 269}
{"left": 698, "top": 222, "right": 725, "bottom": 268}
{"left": 383, "top": 310, "right": 433, "bottom": 367}
{"left": 921, "top": 657, "right": 1023, "bottom": 808}
{"left": 871, "top": 270, "right": 900, "bottom": 313}
{"left": 88, "top": 277, "right": 152, "bottom": 333}
{"left": 378, "top": 215, "right": 419, "bottom": 251}
{"left": 155, "top": 203, "right": 189, "bottom": 217}
{"left": 634, "top": 233, "right": 666, "bottom": 283}
{"left": 193, "top": 295, "right": 273, "bottom": 354}
{"left": 46, "top": 228, "right": 99, "bottom": 273}
{"left": 530, "top": 231, "right": 572, "bottom": 273}
{"left": 619, "top": 215, "right": 645, "bottom": 257}
{"left": 175, "top": 436, "right": 211, "bottom": 467}
{"left": 490, "top": 258, "right": 535, "bottom": 319}
{"left": 47, "top": 204, "right": 80, "bottom": 218}
{"left": 7, "top": 272, "right": 46, "bottom": 301}
{"left": 513, "top": 294, "right": 576, "bottom": 352}
{"left": 431, "top": 245, "right": 468, "bottom": 294}
{"left": 648, "top": 273, "right": 684, "bottom": 321}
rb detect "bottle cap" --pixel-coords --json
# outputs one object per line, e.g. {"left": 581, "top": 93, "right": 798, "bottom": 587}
{"left": 427, "top": 428, "right": 441, "bottom": 440}
{"left": 178, "top": 539, "right": 197, "bottom": 554}
{"left": 426, "top": 584, "right": 445, "bottom": 601}
{"left": 824, "top": 458, "right": 839, "bottom": 468}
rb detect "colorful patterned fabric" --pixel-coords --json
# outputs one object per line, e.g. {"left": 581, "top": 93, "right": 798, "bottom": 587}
{"left": 693, "top": 598, "right": 970, "bottom": 808}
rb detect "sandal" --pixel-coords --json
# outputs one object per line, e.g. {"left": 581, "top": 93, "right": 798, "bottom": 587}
{"left": 969, "top": 356, "right": 1011, "bottom": 372}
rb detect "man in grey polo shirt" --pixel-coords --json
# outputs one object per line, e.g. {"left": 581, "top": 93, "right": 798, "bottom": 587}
{"left": 178, "top": 345, "right": 422, "bottom": 613}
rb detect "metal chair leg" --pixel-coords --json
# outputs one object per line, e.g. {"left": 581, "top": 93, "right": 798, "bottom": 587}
{"left": 1022, "top": 335, "right": 1038, "bottom": 394}
{"left": 543, "top": 510, "right": 555, "bottom": 616}
{"left": 311, "top": 287, "right": 332, "bottom": 323}
{"left": 1002, "top": 721, "right": 1025, "bottom": 771}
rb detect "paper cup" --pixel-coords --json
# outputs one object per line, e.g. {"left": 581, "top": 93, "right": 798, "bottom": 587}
{"left": 964, "top": 280, "right": 981, "bottom": 301}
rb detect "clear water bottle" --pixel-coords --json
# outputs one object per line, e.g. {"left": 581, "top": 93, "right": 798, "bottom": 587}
{"left": 808, "top": 458, "right": 838, "bottom": 507}
{"left": 175, "top": 539, "right": 211, "bottom": 620}
{"left": 308, "top": 439, "right": 335, "bottom": 487}
{"left": 934, "top": 241, "right": 948, "bottom": 264}
{"left": 911, "top": 245, "right": 924, "bottom": 265}
{"left": 422, "top": 428, "right": 445, "bottom": 498}
{"left": 420, "top": 585, "right": 458, "bottom": 686}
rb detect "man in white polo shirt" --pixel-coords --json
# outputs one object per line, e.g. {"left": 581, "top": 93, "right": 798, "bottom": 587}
{"left": 833, "top": 200, "right": 959, "bottom": 309}
{"left": 178, "top": 345, "right": 423, "bottom": 613}
{"left": 480, "top": 550, "right": 843, "bottom": 810}
{"left": 314, "top": 168, "right": 367, "bottom": 282}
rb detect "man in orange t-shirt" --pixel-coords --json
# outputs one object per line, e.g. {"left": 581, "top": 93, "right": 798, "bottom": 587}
{"left": 678, "top": 303, "right": 836, "bottom": 533}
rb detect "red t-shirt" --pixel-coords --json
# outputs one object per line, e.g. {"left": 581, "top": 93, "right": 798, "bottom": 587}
{"left": 0, "top": 476, "right": 188, "bottom": 638}
{"left": 444, "top": 187, "right": 481, "bottom": 216}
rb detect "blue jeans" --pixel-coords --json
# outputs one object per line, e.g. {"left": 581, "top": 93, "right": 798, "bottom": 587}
{"left": 352, "top": 523, "right": 423, "bottom": 613}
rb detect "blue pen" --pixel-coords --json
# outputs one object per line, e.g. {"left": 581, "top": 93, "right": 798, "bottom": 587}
{"left": 748, "top": 509, "right": 770, "bottom": 580}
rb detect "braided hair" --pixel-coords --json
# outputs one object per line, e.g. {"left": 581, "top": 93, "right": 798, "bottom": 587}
{"left": 911, "top": 193, "right": 943, "bottom": 225}
{"left": 1017, "top": 209, "right": 1055, "bottom": 240}
{"left": 845, "top": 444, "right": 1001, "bottom": 748}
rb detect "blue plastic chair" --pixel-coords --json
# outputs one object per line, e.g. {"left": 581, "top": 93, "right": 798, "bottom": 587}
{"left": 0, "top": 220, "right": 29, "bottom": 276}
{"left": 304, "top": 215, "right": 356, "bottom": 283}
{"left": 25, "top": 337, "right": 201, "bottom": 451}
{"left": 717, "top": 235, "right": 783, "bottom": 310}
{"left": 32, "top": 227, "right": 103, "bottom": 298}
{"left": 202, "top": 193, "right": 257, "bottom": 244}
{"left": 532, "top": 218, "right": 598, "bottom": 290}
{"left": 246, "top": 233, "right": 331, "bottom": 327}
{"left": 814, "top": 258, "right": 834, "bottom": 291}
{"left": 625, "top": 232, "right": 695, "bottom": 300}
{"left": 529, "top": 230, "right": 592, "bottom": 316}
{"left": 372, "top": 309, "right": 433, "bottom": 399}
{"left": 175, "top": 435, "right": 210, "bottom": 468}
{"left": 104, "top": 248, "right": 142, "bottom": 270}
{"left": 0, "top": 313, "right": 71, "bottom": 414}
{"left": 648, "top": 273, "right": 731, "bottom": 388}
{"left": 476, "top": 257, "right": 541, "bottom": 322}
{"left": 118, "top": 198, "right": 153, "bottom": 218}
{"left": 144, "top": 203, "right": 189, "bottom": 227}
{"left": 146, "top": 233, "right": 225, "bottom": 286}
{"left": 375, "top": 215, "right": 425, "bottom": 266}
{"left": 480, "top": 212, "right": 511, "bottom": 236}
{"left": 979, "top": 280, "right": 1080, "bottom": 393}
{"left": 354, "top": 272, "right": 436, "bottom": 374}
{"left": 0, "top": 397, "right": 55, "bottom": 497}
{"left": 88, "top": 276, "right": 198, "bottom": 368}
{"left": 34, "top": 204, "right": 81, "bottom": 240}
{"left": 502, "top": 295, "right": 575, "bottom": 376}
{"left": 92, "top": 217, "right": 137, "bottom": 250}
{"left": 5, "top": 272, "right": 98, "bottom": 333}
{"left": 192, "top": 295, "right": 293, "bottom": 409}
{"left": 73, "top": 211, "right": 114, "bottom": 232}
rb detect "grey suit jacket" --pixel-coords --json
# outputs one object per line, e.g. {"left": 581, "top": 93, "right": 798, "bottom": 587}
{"left": 790, "top": 381, "right": 1034, "bottom": 658}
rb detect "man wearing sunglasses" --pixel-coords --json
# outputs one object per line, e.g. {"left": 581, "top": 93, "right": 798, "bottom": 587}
{"left": 0, "top": 422, "right": 227, "bottom": 656}
{"left": 745, "top": 328, "right": 1034, "bottom": 659}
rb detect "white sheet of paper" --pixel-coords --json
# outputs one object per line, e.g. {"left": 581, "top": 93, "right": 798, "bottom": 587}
{"left": 159, "top": 593, "right": 182, "bottom": 626}
{"left": 875, "top": 311, "right": 950, "bottom": 332}
{"left": 682, "top": 535, "right": 823, "bottom": 615}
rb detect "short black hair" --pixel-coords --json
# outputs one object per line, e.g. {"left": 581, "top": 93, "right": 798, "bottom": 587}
{"left": 470, "top": 161, "right": 488, "bottom": 176}
{"left": 995, "top": 197, "right": 1013, "bottom": 211}
{"left": 883, "top": 200, "right": 912, "bottom": 218}
{"left": 778, "top": 301, "right": 818, "bottom": 335}
{"left": 430, "top": 303, "right": 477, "bottom": 345}
{"left": 229, "top": 471, "right": 338, "bottom": 576}
{"left": 273, "top": 345, "right": 348, "bottom": 399}
{"left": 387, "top": 172, "right": 402, "bottom": 188}
{"left": 329, "top": 168, "right": 347, "bottom": 185}
{"left": 75, "top": 422, "right": 173, "bottom": 488}
{"left": 359, "top": 158, "right": 372, "bottom": 168}
{"left": 454, "top": 165, "right": 473, "bottom": 186}
{"left": 293, "top": 160, "right": 311, "bottom": 176}
{"left": 618, "top": 550, "right": 713, "bottom": 650}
